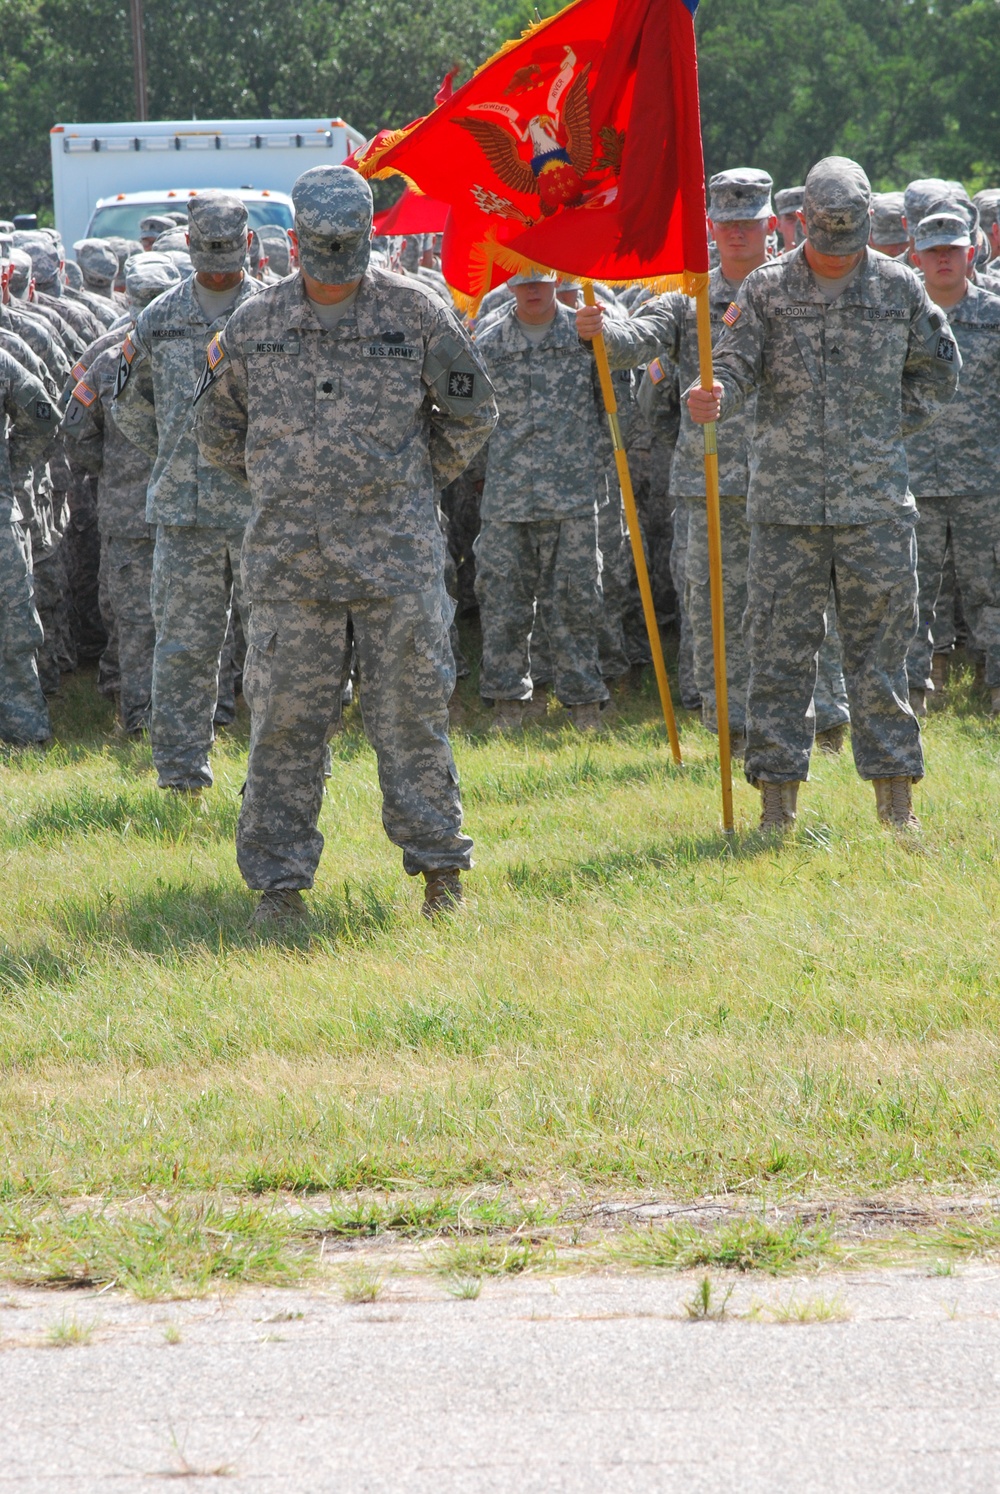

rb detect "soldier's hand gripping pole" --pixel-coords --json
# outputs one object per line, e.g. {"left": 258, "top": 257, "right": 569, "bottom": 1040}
{"left": 584, "top": 282, "right": 681, "bottom": 764}
{"left": 694, "top": 281, "right": 734, "bottom": 833}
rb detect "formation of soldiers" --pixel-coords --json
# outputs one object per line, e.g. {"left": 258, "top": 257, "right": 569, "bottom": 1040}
{"left": 0, "top": 151, "right": 993, "bottom": 922}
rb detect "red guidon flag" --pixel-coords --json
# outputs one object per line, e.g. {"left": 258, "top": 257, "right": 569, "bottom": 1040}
{"left": 353, "top": 0, "right": 707, "bottom": 311}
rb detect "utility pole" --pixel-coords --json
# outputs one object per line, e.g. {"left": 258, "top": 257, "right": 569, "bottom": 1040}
{"left": 130, "top": 0, "right": 149, "bottom": 121}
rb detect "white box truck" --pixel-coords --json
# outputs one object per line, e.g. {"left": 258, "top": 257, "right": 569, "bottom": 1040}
{"left": 49, "top": 117, "right": 367, "bottom": 248}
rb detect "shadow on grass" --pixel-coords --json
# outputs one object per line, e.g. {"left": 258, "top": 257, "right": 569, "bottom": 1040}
{"left": 0, "top": 877, "right": 401, "bottom": 988}
{"left": 504, "top": 829, "right": 790, "bottom": 900}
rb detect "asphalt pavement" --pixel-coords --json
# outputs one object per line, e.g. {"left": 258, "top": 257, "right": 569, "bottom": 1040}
{"left": 4, "top": 1267, "right": 1000, "bottom": 1492}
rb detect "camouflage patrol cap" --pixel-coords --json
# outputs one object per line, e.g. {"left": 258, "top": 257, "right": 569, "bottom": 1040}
{"left": 871, "top": 192, "right": 906, "bottom": 245}
{"left": 63, "top": 259, "right": 84, "bottom": 288}
{"left": 902, "top": 179, "right": 953, "bottom": 233}
{"left": 803, "top": 157, "right": 872, "bottom": 254}
{"left": 774, "top": 187, "right": 805, "bottom": 216}
{"left": 292, "top": 165, "right": 372, "bottom": 284}
{"left": 74, "top": 238, "right": 118, "bottom": 287}
{"left": 508, "top": 267, "right": 558, "bottom": 286}
{"left": 151, "top": 228, "right": 190, "bottom": 254}
{"left": 708, "top": 167, "right": 774, "bottom": 222}
{"left": 13, "top": 233, "right": 61, "bottom": 288}
{"left": 139, "top": 214, "right": 176, "bottom": 238}
{"left": 974, "top": 189, "right": 1000, "bottom": 233}
{"left": 7, "top": 247, "right": 33, "bottom": 296}
{"left": 124, "top": 252, "right": 182, "bottom": 312}
{"left": 257, "top": 226, "right": 291, "bottom": 277}
{"left": 186, "top": 191, "right": 249, "bottom": 272}
{"left": 914, "top": 211, "right": 971, "bottom": 252}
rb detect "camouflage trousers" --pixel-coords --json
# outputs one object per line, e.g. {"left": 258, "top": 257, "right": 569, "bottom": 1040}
{"left": 32, "top": 539, "right": 74, "bottom": 695}
{"left": 814, "top": 594, "right": 851, "bottom": 732}
{"left": 686, "top": 494, "right": 751, "bottom": 733}
{"left": 907, "top": 495, "right": 1000, "bottom": 689}
{"left": 0, "top": 520, "right": 50, "bottom": 745}
{"left": 744, "top": 520, "right": 922, "bottom": 784}
{"left": 105, "top": 535, "right": 156, "bottom": 734}
{"left": 150, "top": 524, "right": 248, "bottom": 790}
{"left": 237, "top": 585, "right": 472, "bottom": 890}
{"left": 597, "top": 491, "right": 632, "bottom": 680}
{"left": 475, "top": 516, "right": 608, "bottom": 707}
{"left": 669, "top": 499, "right": 699, "bottom": 709}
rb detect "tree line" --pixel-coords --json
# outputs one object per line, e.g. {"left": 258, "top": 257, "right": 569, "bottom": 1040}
{"left": 1, "top": 0, "right": 998, "bottom": 222}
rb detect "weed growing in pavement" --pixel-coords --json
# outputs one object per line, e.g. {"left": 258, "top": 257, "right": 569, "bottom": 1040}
{"left": 684, "top": 1277, "right": 732, "bottom": 1320}
{"left": 445, "top": 1275, "right": 483, "bottom": 1300}
{"left": 611, "top": 1219, "right": 837, "bottom": 1275}
{"left": 45, "top": 1315, "right": 96, "bottom": 1347}
{"left": 341, "top": 1268, "right": 383, "bottom": 1304}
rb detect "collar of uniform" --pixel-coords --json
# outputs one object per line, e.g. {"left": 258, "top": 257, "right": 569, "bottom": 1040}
{"left": 498, "top": 299, "right": 577, "bottom": 351}
{"left": 710, "top": 268, "right": 743, "bottom": 306}
{"left": 284, "top": 271, "right": 383, "bottom": 340}
{"left": 783, "top": 243, "right": 881, "bottom": 309}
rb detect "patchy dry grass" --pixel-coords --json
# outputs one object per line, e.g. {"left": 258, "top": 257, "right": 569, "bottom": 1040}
{"left": 1, "top": 656, "right": 1000, "bottom": 1289}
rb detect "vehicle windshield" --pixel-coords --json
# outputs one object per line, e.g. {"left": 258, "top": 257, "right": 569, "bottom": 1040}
{"left": 87, "top": 199, "right": 293, "bottom": 241}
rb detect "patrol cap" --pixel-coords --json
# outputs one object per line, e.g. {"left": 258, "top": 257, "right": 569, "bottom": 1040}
{"left": 151, "top": 228, "right": 190, "bottom": 254}
{"left": 902, "top": 178, "right": 953, "bottom": 232}
{"left": 292, "top": 165, "right": 373, "bottom": 284}
{"left": 125, "top": 252, "right": 182, "bottom": 311}
{"left": 7, "top": 247, "right": 33, "bottom": 295}
{"left": 803, "top": 157, "right": 872, "bottom": 254}
{"left": 186, "top": 191, "right": 249, "bottom": 272}
{"left": 74, "top": 238, "right": 118, "bottom": 286}
{"left": 508, "top": 267, "right": 558, "bottom": 286}
{"left": 871, "top": 191, "right": 906, "bottom": 244}
{"left": 914, "top": 211, "right": 972, "bottom": 251}
{"left": 974, "top": 189, "right": 1000, "bottom": 233}
{"left": 774, "top": 187, "right": 805, "bottom": 216}
{"left": 708, "top": 167, "right": 774, "bottom": 222}
{"left": 63, "top": 259, "right": 84, "bottom": 289}
{"left": 163, "top": 249, "right": 194, "bottom": 278}
{"left": 13, "top": 233, "right": 61, "bottom": 288}
{"left": 139, "top": 214, "right": 176, "bottom": 237}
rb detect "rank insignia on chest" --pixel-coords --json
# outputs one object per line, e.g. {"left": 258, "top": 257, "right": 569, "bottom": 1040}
{"left": 722, "top": 302, "right": 742, "bottom": 328}
{"left": 73, "top": 380, "right": 97, "bottom": 407}
{"left": 207, "top": 335, "right": 225, "bottom": 370}
{"left": 647, "top": 357, "right": 667, "bottom": 385}
{"left": 447, "top": 370, "right": 475, "bottom": 399}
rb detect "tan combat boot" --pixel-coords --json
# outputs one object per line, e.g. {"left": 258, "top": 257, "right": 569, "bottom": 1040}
{"left": 569, "top": 701, "right": 606, "bottom": 733}
{"left": 491, "top": 700, "right": 524, "bottom": 735}
{"left": 422, "top": 869, "right": 463, "bottom": 919}
{"left": 873, "top": 777, "right": 921, "bottom": 833}
{"left": 758, "top": 781, "right": 799, "bottom": 833}
{"left": 250, "top": 889, "right": 308, "bottom": 929}
{"left": 815, "top": 723, "right": 847, "bottom": 755}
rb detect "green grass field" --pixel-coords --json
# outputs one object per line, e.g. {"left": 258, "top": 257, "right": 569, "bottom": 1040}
{"left": 3, "top": 649, "right": 1000, "bottom": 1293}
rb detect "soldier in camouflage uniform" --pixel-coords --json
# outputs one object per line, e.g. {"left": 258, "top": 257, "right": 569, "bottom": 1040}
{"left": 0, "top": 346, "right": 58, "bottom": 745}
{"left": 904, "top": 210, "right": 1000, "bottom": 716}
{"left": 644, "top": 169, "right": 774, "bottom": 753}
{"left": 474, "top": 271, "right": 667, "bottom": 732}
{"left": 870, "top": 194, "right": 908, "bottom": 258}
{"left": 775, "top": 188, "right": 805, "bottom": 252}
{"left": 62, "top": 256, "right": 181, "bottom": 734}
{"left": 113, "top": 193, "right": 260, "bottom": 794}
{"left": 689, "top": 157, "right": 961, "bottom": 833}
{"left": 194, "top": 165, "right": 497, "bottom": 924}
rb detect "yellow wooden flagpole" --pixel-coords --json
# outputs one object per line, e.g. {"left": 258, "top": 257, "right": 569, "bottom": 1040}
{"left": 694, "top": 282, "right": 734, "bottom": 833}
{"left": 583, "top": 283, "right": 681, "bottom": 765}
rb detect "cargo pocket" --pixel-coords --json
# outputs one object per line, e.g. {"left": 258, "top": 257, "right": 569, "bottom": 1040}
{"left": 243, "top": 621, "right": 277, "bottom": 716}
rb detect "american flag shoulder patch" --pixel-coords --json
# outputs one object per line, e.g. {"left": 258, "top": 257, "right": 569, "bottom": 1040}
{"left": 207, "top": 334, "right": 225, "bottom": 370}
{"left": 722, "top": 302, "right": 742, "bottom": 328}
{"left": 70, "top": 360, "right": 87, "bottom": 383}
{"left": 121, "top": 334, "right": 136, "bottom": 364}
{"left": 647, "top": 356, "right": 667, "bottom": 385}
{"left": 73, "top": 380, "right": 97, "bottom": 407}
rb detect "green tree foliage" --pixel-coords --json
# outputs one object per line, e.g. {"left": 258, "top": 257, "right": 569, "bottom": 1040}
{"left": 1, "top": 0, "right": 998, "bottom": 219}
